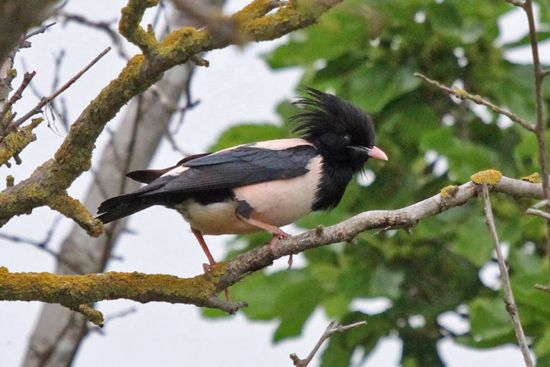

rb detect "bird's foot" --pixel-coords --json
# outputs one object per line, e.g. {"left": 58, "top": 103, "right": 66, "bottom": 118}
{"left": 201, "top": 263, "right": 231, "bottom": 302}
{"left": 268, "top": 230, "right": 293, "bottom": 269}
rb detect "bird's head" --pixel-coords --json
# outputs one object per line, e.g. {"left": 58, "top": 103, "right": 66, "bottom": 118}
{"left": 291, "top": 88, "right": 388, "bottom": 171}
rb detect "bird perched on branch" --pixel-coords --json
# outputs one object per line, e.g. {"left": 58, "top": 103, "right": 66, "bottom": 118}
{"left": 97, "top": 88, "right": 387, "bottom": 270}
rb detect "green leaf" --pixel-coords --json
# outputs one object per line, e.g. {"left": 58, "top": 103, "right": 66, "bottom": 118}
{"left": 273, "top": 270, "right": 326, "bottom": 341}
{"left": 369, "top": 265, "right": 404, "bottom": 300}
{"left": 466, "top": 297, "right": 515, "bottom": 347}
{"left": 349, "top": 65, "right": 420, "bottom": 113}
{"left": 322, "top": 294, "right": 351, "bottom": 318}
{"left": 452, "top": 216, "right": 493, "bottom": 266}
{"left": 420, "top": 128, "right": 499, "bottom": 182}
{"left": 535, "top": 327, "right": 550, "bottom": 364}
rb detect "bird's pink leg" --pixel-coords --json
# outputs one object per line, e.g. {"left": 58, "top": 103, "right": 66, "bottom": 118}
{"left": 236, "top": 216, "right": 294, "bottom": 268}
{"left": 191, "top": 228, "right": 216, "bottom": 266}
{"left": 191, "top": 228, "right": 230, "bottom": 301}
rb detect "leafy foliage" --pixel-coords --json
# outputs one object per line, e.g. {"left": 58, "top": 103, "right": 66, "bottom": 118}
{"left": 205, "top": 0, "right": 550, "bottom": 364}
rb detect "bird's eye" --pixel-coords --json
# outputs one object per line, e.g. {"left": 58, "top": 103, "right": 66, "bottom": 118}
{"left": 343, "top": 135, "right": 351, "bottom": 144}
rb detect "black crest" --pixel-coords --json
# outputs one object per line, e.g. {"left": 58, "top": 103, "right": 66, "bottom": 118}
{"left": 291, "top": 87, "right": 376, "bottom": 149}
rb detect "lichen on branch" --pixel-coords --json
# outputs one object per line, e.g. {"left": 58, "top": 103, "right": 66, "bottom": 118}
{"left": 119, "top": 0, "right": 159, "bottom": 55}
{"left": 0, "top": 118, "right": 42, "bottom": 166}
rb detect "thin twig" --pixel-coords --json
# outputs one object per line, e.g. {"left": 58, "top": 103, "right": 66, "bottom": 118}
{"left": 0, "top": 216, "right": 61, "bottom": 259}
{"left": 290, "top": 320, "right": 367, "bottom": 367}
{"left": 520, "top": 0, "right": 550, "bottom": 280}
{"left": 414, "top": 73, "right": 535, "bottom": 132}
{"left": 481, "top": 184, "right": 533, "bottom": 367}
{"left": 526, "top": 208, "right": 550, "bottom": 220}
{"left": 57, "top": 12, "right": 128, "bottom": 59}
{"left": 12, "top": 47, "right": 111, "bottom": 127}
{"left": 25, "top": 22, "right": 56, "bottom": 40}
{"left": 0, "top": 71, "right": 36, "bottom": 125}
{"left": 531, "top": 199, "right": 548, "bottom": 209}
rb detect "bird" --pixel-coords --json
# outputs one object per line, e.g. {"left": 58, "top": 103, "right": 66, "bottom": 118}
{"left": 97, "top": 87, "right": 388, "bottom": 271}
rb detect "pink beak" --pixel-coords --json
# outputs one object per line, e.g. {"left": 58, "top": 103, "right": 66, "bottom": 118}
{"left": 367, "top": 146, "right": 388, "bottom": 161}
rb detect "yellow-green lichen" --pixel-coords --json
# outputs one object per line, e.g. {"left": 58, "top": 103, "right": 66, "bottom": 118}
{"left": 453, "top": 87, "right": 467, "bottom": 98}
{"left": 119, "top": 0, "right": 160, "bottom": 55}
{"left": 0, "top": 119, "right": 42, "bottom": 166}
{"left": 78, "top": 304, "right": 104, "bottom": 326}
{"left": 470, "top": 169, "right": 502, "bottom": 185}
{"left": 7, "top": 68, "right": 17, "bottom": 79}
{"left": 440, "top": 185, "right": 459, "bottom": 198}
{"left": 48, "top": 194, "right": 104, "bottom": 237}
{"left": 521, "top": 172, "right": 541, "bottom": 184}
{"left": 0, "top": 268, "right": 229, "bottom": 313}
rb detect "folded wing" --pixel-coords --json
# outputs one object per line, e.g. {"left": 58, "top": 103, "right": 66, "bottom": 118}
{"left": 97, "top": 144, "right": 318, "bottom": 223}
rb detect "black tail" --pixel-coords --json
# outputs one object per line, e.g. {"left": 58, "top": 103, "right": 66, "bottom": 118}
{"left": 96, "top": 194, "right": 155, "bottom": 224}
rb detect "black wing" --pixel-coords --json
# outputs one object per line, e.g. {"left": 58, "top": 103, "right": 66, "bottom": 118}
{"left": 126, "top": 153, "right": 212, "bottom": 184}
{"left": 97, "top": 145, "right": 318, "bottom": 222}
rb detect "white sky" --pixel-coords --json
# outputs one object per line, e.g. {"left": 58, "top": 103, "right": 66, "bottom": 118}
{"left": 0, "top": 1, "right": 548, "bottom": 366}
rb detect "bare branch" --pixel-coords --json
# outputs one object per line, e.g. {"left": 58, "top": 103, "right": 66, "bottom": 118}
{"left": 526, "top": 208, "right": 550, "bottom": 220}
{"left": 24, "top": 22, "right": 57, "bottom": 40}
{"left": 414, "top": 72, "right": 535, "bottom": 132}
{"left": 12, "top": 47, "right": 111, "bottom": 128}
{"left": 520, "top": 0, "right": 550, "bottom": 279}
{"left": 0, "top": 71, "right": 36, "bottom": 128}
{"left": 290, "top": 320, "right": 367, "bottom": 367}
{"left": 481, "top": 184, "right": 534, "bottom": 367}
{"left": 0, "top": 216, "right": 61, "bottom": 258}
{"left": 57, "top": 12, "right": 128, "bottom": 59}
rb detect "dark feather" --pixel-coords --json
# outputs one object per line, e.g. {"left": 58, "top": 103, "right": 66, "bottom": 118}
{"left": 291, "top": 87, "right": 376, "bottom": 149}
{"left": 127, "top": 153, "right": 212, "bottom": 184}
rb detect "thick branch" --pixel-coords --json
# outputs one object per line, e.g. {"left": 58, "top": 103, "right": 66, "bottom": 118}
{"left": 0, "top": 264, "right": 245, "bottom": 325}
{"left": 0, "top": 173, "right": 542, "bottom": 318}
{"left": 0, "top": 0, "right": 343, "bottom": 232}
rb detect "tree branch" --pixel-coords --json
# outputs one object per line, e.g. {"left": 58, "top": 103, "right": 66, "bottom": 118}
{"left": 519, "top": 0, "right": 550, "bottom": 280}
{"left": 414, "top": 72, "right": 535, "bottom": 132}
{"left": 0, "top": 173, "right": 542, "bottom": 320}
{"left": 481, "top": 184, "right": 534, "bottom": 367}
{"left": 0, "top": 117, "right": 42, "bottom": 167}
{"left": 290, "top": 320, "right": 367, "bottom": 367}
{"left": 12, "top": 46, "right": 111, "bottom": 128}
